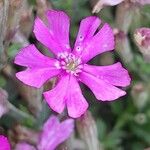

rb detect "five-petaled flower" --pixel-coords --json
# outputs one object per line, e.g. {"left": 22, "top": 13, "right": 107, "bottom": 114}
{"left": 14, "top": 10, "right": 131, "bottom": 118}
{"left": 38, "top": 115, "right": 74, "bottom": 150}
{"left": 14, "top": 116, "right": 74, "bottom": 150}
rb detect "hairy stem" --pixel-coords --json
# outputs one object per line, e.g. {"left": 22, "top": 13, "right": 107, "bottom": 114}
{"left": 76, "top": 111, "right": 103, "bottom": 150}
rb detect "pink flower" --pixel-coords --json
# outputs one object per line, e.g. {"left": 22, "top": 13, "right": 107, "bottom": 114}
{"left": 15, "top": 142, "right": 36, "bottom": 150}
{"left": 38, "top": 115, "right": 74, "bottom": 150}
{"left": 0, "top": 135, "right": 10, "bottom": 150}
{"left": 14, "top": 116, "right": 74, "bottom": 150}
{"left": 14, "top": 10, "right": 131, "bottom": 118}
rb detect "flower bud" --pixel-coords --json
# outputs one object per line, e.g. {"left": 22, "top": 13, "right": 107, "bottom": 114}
{"left": 92, "top": 0, "right": 124, "bottom": 13}
{"left": 76, "top": 111, "right": 101, "bottom": 150}
{"left": 131, "top": 0, "right": 150, "bottom": 5}
{"left": 115, "top": 29, "right": 133, "bottom": 63}
{"left": 131, "top": 82, "right": 149, "bottom": 110}
{"left": 0, "top": 88, "right": 9, "bottom": 118}
{"left": 134, "top": 28, "right": 150, "bottom": 62}
{"left": 134, "top": 113, "right": 147, "bottom": 125}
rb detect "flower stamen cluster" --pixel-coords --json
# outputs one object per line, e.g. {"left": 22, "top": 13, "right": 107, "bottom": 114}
{"left": 55, "top": 52, "right": 83, "bottom": 76}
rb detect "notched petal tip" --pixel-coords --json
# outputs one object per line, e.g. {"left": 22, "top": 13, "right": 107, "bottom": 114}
{"left": 16, "top": 71, "right": 41, "bottom": 88}
{"left": 14, "top": 44, "right": 35, "bottom": 66}
{"left": 62, "top": 118, "right": 75, "bottom": 130}
{"left": 14, "top": 44, "right": 60, "bottom": 88}
{"left": 43, "top": 91, "right": 65, "bottom": 114}
{"left": 81, "top": 16, "right": 101, "bottom": 24}
{"left": 67, "top": 76, "right": 89, "bottom": 118}
{"left": 33, "top": 17, "right": 45, "bottom": 35}
{"left": 43, "top": 75, "right": 69, "bottom": 114}
{"left": 116, "top": 62, "right": 132, "bottom": 87}
{"left": 101, "top": 23, "right": 115, "bottom": 49}
{"left": 76, "top": 22, "right": 115, "bottom": 63}
{"left": 68, "top": 104, "right": 89, "bottom": 119}
{"left": 79, "top": 71, "right": 128, "bottom": 102}
{"left": 46, "top": 9, "right": 70, "bottom": 20}
{"left": 100, "top": 90, "right": 126, "bottom": 101}
{"left": 48, "top": 115, "right": 59, "bottom": 122}
{"left": 34, "top": 9, "right": 71, "bottom": 55}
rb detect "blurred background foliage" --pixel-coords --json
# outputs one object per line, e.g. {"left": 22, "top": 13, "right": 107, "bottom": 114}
{"left": 0, "top": 0, "right": 150, "bottom": 150}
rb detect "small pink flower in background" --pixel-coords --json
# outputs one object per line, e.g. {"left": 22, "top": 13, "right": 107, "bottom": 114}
{"left": 14, "top": 10, "right": 131, "bottom": 118}
{"left": 134, "top": 27, "right": 150, "bottom": 61}
{"left": 14, "top": 116, "right": 74, "bottom": 150}
{"left": 0, "top": 135, "right": 10, "bottom": 150}
{"left": 0, "top": 117, "right": 74, "bottom": 150}
{"left": 38, "top": 115, "right": 74, "bottom": 150}
{"left": 134, "top": 27, "right": 150, "bottom": 49}
{"left": 92, "top": 0, "right": 124, "bottom": 13}
{"left": 15, "top": 142, "right": 36, "bottom": 150}
{"left": 132, "top": 0, "right": 150, "bottom": 5}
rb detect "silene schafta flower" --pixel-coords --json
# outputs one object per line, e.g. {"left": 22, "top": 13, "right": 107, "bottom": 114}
{"left": 37, "top": 115, "right": 74, "bottom": 150}
{"left": 0, "top": 116, "right": 73, "bottom": 150}
{"left": 14, "top": 10, "right": 131, "bottom": 118}
{"left": 14, "top": 116, "right": 74, "bottom": 150}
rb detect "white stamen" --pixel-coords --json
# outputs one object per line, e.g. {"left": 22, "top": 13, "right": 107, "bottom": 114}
{"left": 57, "top": 52, "right": 83, "bottom": 76}
{"left": 54, "top": 62, "right": 61, "bottom": 69}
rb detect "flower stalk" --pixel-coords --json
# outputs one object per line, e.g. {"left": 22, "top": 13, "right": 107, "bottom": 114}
{"left": 76, "top": 111, "right": 102, "bottom": 150}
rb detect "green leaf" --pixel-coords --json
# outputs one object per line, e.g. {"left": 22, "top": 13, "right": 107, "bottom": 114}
{"left": 8, "top": 43, "right": 21, "bottom": 58}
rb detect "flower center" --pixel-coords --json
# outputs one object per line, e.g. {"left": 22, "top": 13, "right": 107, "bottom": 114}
{"left": 55, "top": 52, "right": 83, "bottom": 76}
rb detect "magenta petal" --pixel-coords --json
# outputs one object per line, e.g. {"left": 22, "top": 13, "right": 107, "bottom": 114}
{"left": 16, "top": 68, "right": 60, "bottom": 88}
{"left": 14, "top": 45, "right": 60, "bottom": 88}
{"left": 43, "top": 75, "right": 70, "bottom": 113}
{"left": 15, "top": 143, "right": 36, "bottom": 150}
{"left": 53, "top": 119, "right": 74, "bottom": 147}
{"left": 73, "top": 16, "right": 100, "bottom": 57}
{"left": 74, "top": 23, "right": 114, "bottom": 63}
{"left": 83, "top": 62, "right": 131, "bottom": 87}
{"left": 67, "top": 76, "right": 88, "bottom": 118}
{"left": 38, "top": 116, "right": 60, "bottom": 149}
{"left": 14, "top": 44, "right": 57, "bottom": 67}
{"left": 42, "top": 115, "right": 60, "bottom": 132}
{"left": 73, "top": 16, "right": 101, "bottom": 54}
{"left": 75, "top": 16, "right": 101, "bottom": 38}
{"left": 34, "top": 10, "right": 71, "bottom": 55}
{"left": 0, "top": 135, "right": 10, "bottom": 150}
{"left": 38, "top": 115, "right": 74, "bottom": 150}
{"left": 46, "top": 10, "right": 71, "bottom": 51}
{"left": 79, "top": 72, "right": 126, "bottom": 101}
